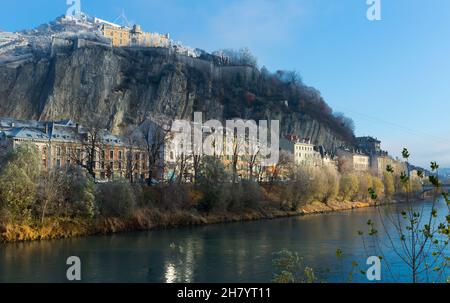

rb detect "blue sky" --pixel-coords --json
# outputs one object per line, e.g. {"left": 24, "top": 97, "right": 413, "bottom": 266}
{"left": 1, "top": 0, "right": 449, "bottom": 167}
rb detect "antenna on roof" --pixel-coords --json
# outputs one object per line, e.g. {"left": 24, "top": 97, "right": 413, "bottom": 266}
{"left": 114, "top": 9, "right": 132, "bottom": 28}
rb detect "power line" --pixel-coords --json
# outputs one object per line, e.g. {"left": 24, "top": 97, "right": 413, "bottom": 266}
{"left": 334, "top": 105, "right": 450, "bottom": 146}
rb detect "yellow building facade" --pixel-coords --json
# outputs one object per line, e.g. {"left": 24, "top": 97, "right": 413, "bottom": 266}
{"left": 100, "top": 24, "right": 170, "bottom": 48}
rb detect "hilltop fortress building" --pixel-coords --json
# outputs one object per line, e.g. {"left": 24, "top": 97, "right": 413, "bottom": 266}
{"left": 95, "top": 19, "right": 170, "bottom": 48}
{"left": 59, "top": 11, "right": 198, "bottom": 57}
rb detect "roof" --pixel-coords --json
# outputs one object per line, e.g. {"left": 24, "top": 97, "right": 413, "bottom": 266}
{"left": 0, "top": 118, "right": 126, "bottom": 146}
{"left": 101, "top": 131, "right": 125, "bottom": 146}
{"left": 5, "top": 127, "right": 49, "bottom": 140}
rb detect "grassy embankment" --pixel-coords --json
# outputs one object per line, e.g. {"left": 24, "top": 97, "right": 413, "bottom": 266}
{"left": 0, "top": 198, "right": 394, "bottom": 243}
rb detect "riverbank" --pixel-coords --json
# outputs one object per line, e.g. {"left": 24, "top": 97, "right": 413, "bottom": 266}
{"left": 0, "top": 199, "right": 398, "bottom": 243}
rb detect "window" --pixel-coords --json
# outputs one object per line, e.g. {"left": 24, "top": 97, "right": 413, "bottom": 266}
{"left": 56, "top": 159, "right": 61, "bottom": 168}
{"left": 118, "top": 150, "right": 123, "bottom": 160}
{"left": 110, "top": 150, "right": 114, "bottom": 159}
{"left": 110, "top": 161, "right": 114, "bottom": 170}
{"left": 118, "top": 162, "right": 122, "bottom": 170}
{"left": 56, "top": 147, "right": 61, "bottom": 157}
{"left": 101, "top": 150, "right": 105, "bottom": 160}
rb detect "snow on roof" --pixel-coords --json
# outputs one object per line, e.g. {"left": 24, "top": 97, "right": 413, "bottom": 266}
{"left": 0, "top": 118, "right": 126, "bottom": 146}
{"left": 6, "top": 127, "right": 49, "bottom": 140}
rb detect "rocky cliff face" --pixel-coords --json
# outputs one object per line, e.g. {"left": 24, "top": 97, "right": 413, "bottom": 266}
{"left": 0, "top": 28, "right": 352, "bottom": 151}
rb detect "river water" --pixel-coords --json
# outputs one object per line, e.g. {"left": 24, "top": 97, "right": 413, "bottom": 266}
{"left": 0, "top": 199, "right": 448, "bottom": 283}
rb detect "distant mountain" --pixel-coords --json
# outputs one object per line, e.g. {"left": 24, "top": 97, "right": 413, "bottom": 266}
{"left": 438, "top": 168, "right": 450, "bottom": 178}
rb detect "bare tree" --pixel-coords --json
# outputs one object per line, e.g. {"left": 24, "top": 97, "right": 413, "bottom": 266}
{"left": 68, "top": 119, "right": 106, "bottom": 179}
{"left": 173, "top": 152, "right": 193, "bottom": 184}
{"left": 226, "top": 131, "right": 248, "bottom": 184}
{"left": 138, "top": 118, "right": 172, "bottom": 185}
{"left": 38, "top": 168, "right": 68, "bottom": 223}
{"left": 242, "top": 138, "right": 261, "bottom": 182}
{"left": 122, "top": 126, "right": 141, "bottom": 183}
{"left": 192, "top": 149, "right": 203, "bottom": 184}
{"left": 266, "top": 151, "right": 293, "bottom": 184}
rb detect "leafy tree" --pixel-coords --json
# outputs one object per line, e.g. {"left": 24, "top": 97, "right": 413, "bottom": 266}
{"left": 0, "top": 145, "right": 40, "bottom": 223}
{"left": 323, "top": 167, "right": 340, "bottom": 203}
{"left": 358, "top": 173, "right": 373, "bottom": 201}
{"left": 372, "top": 176, "right": 385, "bottom": 201}
{"left": 340, "top": 173, "right": 359, "bottom": 201}
{"left": 383, "top": 171, "right": 395, "bottom": 199}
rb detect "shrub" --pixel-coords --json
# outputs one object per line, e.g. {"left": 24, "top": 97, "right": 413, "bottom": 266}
{"left": 65, "top": 166, "right": 96, "bottom": 218}
{"left": 383, "top": 172, "right": 395, "bottom": 198}
{"left": 96, "top": 180, "right": 136, "bottom": 217}
{"left": 372, "top": 176, "right": 385, "bottom": 200}
{"left": 0, "top": 164, "right": 36, "bottom": 223}
{"left": 0, "top": 145, "right": 40, "bottom": 223}
{"left": 410, "top": 178, "right": 423, "bottom": 193}
{"left": 358, "top": 173, "right": 373, "bottom": 201}
{"left": 160, "top": 183, "right": 189, "bottom": 210}
{"left": 240, "top": 181, "right": 263, "bottom": 209}
{"left": 288, "top": 165, "right": 316, "bottom": 206}
{"left": 226, "top": 182, "right": 262, "bottom": 211}
{"left": 322, "top": 167, "right": 340, "bottom": 203}
{"left": 197, "top": 187, "right": 222, "bottom": 213}
{"left": 198, "top": 156, "right": 228, "bottom": 186}
{"left": 340, "top": 173, "right": 359, "bottom": 201}
{"left": 139, "top": 185, "right": 162, "bottom": 208}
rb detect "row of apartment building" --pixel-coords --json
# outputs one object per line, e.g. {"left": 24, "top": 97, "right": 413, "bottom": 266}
{"left": 0, "top": 118, "right": 149, "bottom": 182}
{"left": 0, "top": 118, "right": 410, "bottom": 183}
{"left": 280, "top": 135, "right": 407, "bottom": 177}
{"left": 0, "top": 118, "right": 273, "bottom": 183}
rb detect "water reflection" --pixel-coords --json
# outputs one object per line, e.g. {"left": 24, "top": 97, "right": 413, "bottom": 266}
{"left": 164, "top": 263, "right": 177, "bottom": 283}
{"left": 0, "top": 199, "right": 448, "bottom": 282}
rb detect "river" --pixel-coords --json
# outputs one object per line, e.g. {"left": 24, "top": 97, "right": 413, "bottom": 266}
{"left": 0, "top": 199, "right": 448, "bottom": 283}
